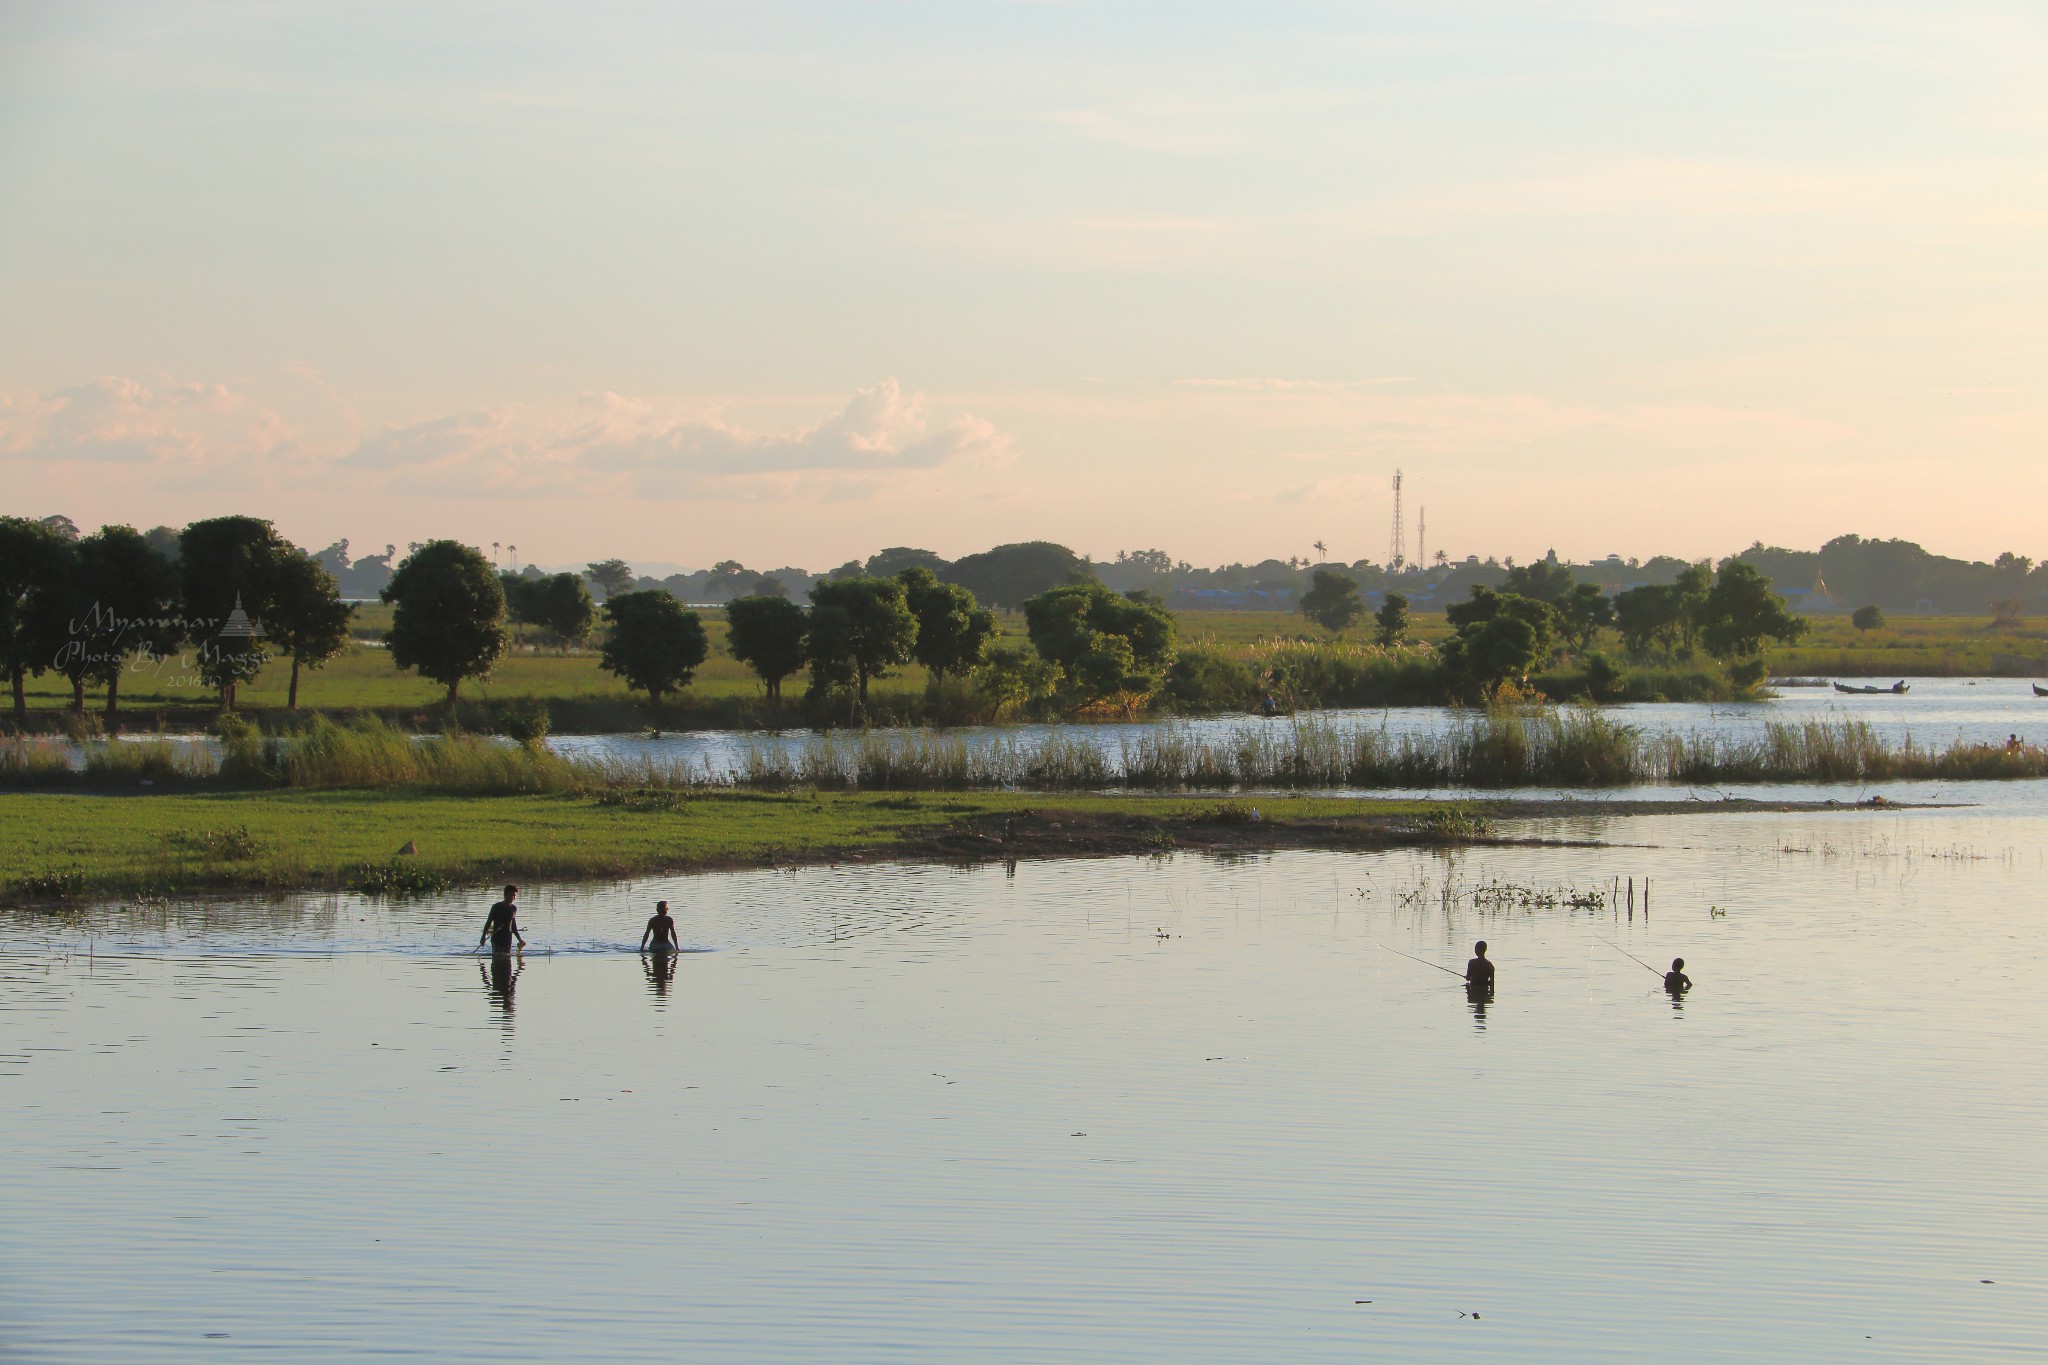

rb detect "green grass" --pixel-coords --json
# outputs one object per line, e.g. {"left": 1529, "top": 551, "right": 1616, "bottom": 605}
{"left": 0, "top": 787, "right": 1456, "bottom": 902}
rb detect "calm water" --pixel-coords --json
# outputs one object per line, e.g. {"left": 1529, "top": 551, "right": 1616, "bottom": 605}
{"left": 549, "top": 675, "right": 2048, "bottom": 775}
{"left": 5, "top": 804, "right": 2047, "bottom": 1360}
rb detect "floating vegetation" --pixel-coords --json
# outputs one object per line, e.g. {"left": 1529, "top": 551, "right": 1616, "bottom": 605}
{"left": 347, "top": 862, "right": 457, "bottom": 899}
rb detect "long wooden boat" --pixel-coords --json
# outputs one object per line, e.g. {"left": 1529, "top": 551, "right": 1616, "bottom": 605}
{"left": 1833, "top": 681, "right": 1909, "bottom": 695}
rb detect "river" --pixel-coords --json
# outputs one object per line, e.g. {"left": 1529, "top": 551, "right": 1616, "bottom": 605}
{"left": 4, "top": 800, "right": 2046, "bottom": 1359}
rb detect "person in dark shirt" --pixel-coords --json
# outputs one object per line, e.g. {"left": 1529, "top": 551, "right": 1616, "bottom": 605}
{"left": 1465, "top": 940, "right": 1495, "bottom": 994}
{"left": 479, "top": 884, "right": 525, "bottom": 955}
{"left": 640, "top": 899, "right": 681, "bottom": 953}
{"left": 1664, "top": 957, "right": 1692, "bottom": 993}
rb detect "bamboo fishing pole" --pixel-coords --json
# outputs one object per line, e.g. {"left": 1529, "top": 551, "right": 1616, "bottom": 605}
{"left": 1597, "top": 938, "right": 1663, "bottom": 978}
{"left": 1376, "top": 941, "right": 1469, "bottom": 981}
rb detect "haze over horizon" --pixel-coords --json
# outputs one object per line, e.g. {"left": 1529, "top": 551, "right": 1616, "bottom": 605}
{"left": 3, "top": 2, "right": 2043, "bottom": 568}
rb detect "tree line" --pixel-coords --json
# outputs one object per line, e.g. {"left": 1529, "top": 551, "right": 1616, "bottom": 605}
{"left": 1297, "top": 557, "right": 1805, "bottom": 697}
{"left": 0, "top": 514, "right": 1180, "bottom": 720}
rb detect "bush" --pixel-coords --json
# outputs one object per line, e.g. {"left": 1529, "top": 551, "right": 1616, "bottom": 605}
{"left": 1160, "top": 647, "right": 1259, "bottom": 713}
{"left": 498, "top": 697, "right": 552, "bottom": 745}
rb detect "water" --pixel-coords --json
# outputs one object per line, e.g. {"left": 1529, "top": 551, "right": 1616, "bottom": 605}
{"left": 550, "top": 675, "right": 2048, "bottom": 775}
{"left": 6, "top": 804, "right": 2048, "bottom": 1360}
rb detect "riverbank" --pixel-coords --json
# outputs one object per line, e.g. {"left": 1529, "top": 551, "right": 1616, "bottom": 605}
{"left": 0, "top": 787, "right": 1916, "bottom": 906}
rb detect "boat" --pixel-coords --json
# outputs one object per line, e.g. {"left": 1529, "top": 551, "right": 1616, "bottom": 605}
{"left": 2034, "top": 683, "right": 2048, "bottom": 698}
{"left": 1832, "top": 681, "right": 1908, "bottom": 695}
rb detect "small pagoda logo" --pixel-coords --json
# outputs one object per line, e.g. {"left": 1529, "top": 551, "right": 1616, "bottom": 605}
{"left": 217, "top": 592, "right": 266, "bottom": 639}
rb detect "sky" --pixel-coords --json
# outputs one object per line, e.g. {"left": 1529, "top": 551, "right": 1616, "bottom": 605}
{"left": 1, "top": 1, "right": 2044, "bottom": 572}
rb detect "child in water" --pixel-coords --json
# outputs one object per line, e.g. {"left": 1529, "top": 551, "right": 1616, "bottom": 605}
{"left": 1465, "top": 940, "right": 1495, "bottom": 993}
{"left": 1664, "top": 957, "right": 1692, "bottom": 992}
{"left": 641, "top": 900, "right": 681, "bottom": 953}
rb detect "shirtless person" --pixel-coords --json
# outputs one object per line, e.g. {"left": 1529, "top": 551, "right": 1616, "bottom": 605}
{"left": 478, "top": 884, "right": 526, "bottom": 955}
{"left": 640, "top": 900, "right": 681, "bottom": 953}
{"left": 1465, "top": 940, "right": 1495, "bottom": 995}
{"left": 1664, "top": 957, "right": 1693, "bottom": 993}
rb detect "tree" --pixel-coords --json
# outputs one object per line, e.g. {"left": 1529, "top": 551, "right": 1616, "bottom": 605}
{"left": 1022, "top": 582, "right": 1176, "bottom": 707}
{"left": 1852, "top": 605, "right": 1885, "bottom": 632}
{"left": 49, "top": 525, "right": 183, "bottom": 716}
{"left": 1373, "top": 592, "right": 1410, "bottom": 647}
{"left": 865, "top": 547, "right": 948, "bottom": 578}
{"left": 500, "top": 572, "right": 538, "bottom": 642}
{"left": 1439, "top": 614, "right": 1540, "bottom": 694}
{"left": 534, "top": 572, "right": 596, "bottom": 646}
{"left": 1445, "top": 586, "right": 1555, "bottom": 659}
{"left": 973, "top": 642, "right": 1062, "bottom": 717}
{"left": 1992, "top": 597, "right": 2025, "bottom": 628}
{"left": 269, "top": 549, "right": 354, "bottom": 709}
{"left": 899, "top": 566, "right": 995, "bottom": 690}
{"left": 1698, "top": 561, "right": 1807, "bottom": 660}
{"left": 944, "top": 541, "right": 1094, "bottom": 609}
{"left": 1671, "top": 562, "right": 1713, "bottom": 654}
{"left": 1502, "top": 559, "right": 1574, "bottom": 605}
{"left": 725, "top": 594, "right": 809, "bottom": 703}
{"left": 1298, "top": 570, "right": 1366, "bottom": 633}
{"left": 382, "top": 540, "right": 507, "bottom": 705}
{"left": 585, "top": 558, "right": 636, "bottom": 600}
{"left": 1556, "top": 583, "right": 1614, "bottom": 655}
{"left": 1613, "top": 583, "right": 1681, "bottom": 658}
{"left": 807, "top": 577, "right": 917, "bottom": 708}
{"left": 0, "top": 516, "right": 77, "bottom": 716}
{"left": 599, "top": 590, "right": 708, "bottom": 703}
{"left": 179, "top": 515, "right": 295, "bottom": 708}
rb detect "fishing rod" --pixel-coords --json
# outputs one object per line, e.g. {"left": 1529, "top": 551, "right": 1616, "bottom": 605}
{"left": 1376, "top": 941, "right": 1468, "bottom": 981}
{"left": 1597, "top": 939, "right": 1663, "bottom": 978}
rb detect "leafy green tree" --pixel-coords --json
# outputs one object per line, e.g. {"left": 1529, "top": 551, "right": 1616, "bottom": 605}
{"left": 0, "top": 516, "right": 78, "bottom": 716}
{"left": 50, "top": 525, "right": 183, "bottom": 716}
{"left": 973, "top": 642, "right": 1062, "bottom": 717}
{"left": 269, "top": 549, "right": 354, "bottom": 709}
{"left": 1373, "top": 592, "right": 1410, "bottom": 647}
{"left": 865, "top": 547, "right": 948, "bottom": 578}
{"left": 382, "top": 540, "right": 507, "bottom": 705}
{"left": 899, "top": 566, "right": 995, "bottom": 690}
{"left": 1445, "top": 586, "right": 1555, "bottom": 659}
{"left": 1613, "top": 583, "right": 1681, "bottom": 658}
{"left": 535, "top": 572, "right": 597, "bottom": 646}
{"left": 1022, "top": 582, "right": 1176, "bottom": 707}
{"left": 500, "top": 572, "right": 538, "bottom": 642}
{"left": 725, "top": 594, "right": 809, "bottom": 703}
{"left": 807, "top": 576, "right": 917, "bottom": 708}
{"left": 1502, "top": 559, "right": 1575, "bottom": 605}
{"left": 599, "top": 590, "right": 708, "bottom": 703}
{"left": 1852, "top": 604, "right": 1884, "bottom": 632}
{"left": 179, "top": 515, "right": 296, "bottom": 708}
{"left": 1556, "top": 583, "right": 1614, "bottom": 655}
{"left": 1298, "top": 570, "right": 1366, "bottom": 633}
{"left": 1439, "top": 614, "right": 1540, "bottom": 694}
{"left": 945, "top": 541, "right": 1093, "bottom": 609}
{"left": 1671, "top": 562, "right": 1713, "bottom": 654}
{"left": 1698, "top": 561, "right": 1806, "bottom": 660}
{"left": 585, "top": 558, "right": 636, "bottom": 600}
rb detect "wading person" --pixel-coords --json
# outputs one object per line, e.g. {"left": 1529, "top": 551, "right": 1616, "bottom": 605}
{"left": 1664, "top": 957, "right": 1692, "bottom": 993}
{"left": 479, "top": 884, "right": 526, "bottom": 955}
{"left": 640, "top": 900, "right": 680, "bottom": 953}
{"left": 1465, "top": 940, "right": 1495, "bottom": 995}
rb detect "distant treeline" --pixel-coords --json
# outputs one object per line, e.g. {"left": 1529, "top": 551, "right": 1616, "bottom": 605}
{"left": 299, "top": 532, "right": 2048, "bottom": 618}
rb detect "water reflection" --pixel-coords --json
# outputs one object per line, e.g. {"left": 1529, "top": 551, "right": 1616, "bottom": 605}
{"left": 480, "top": 952, "right": 522, "bottom": 1032}
{"left": 1465, "top": 980, "right": 1493, "bottom": 1028}
{"left": 642, "top": 948, "right": 677, "bottom": 1003}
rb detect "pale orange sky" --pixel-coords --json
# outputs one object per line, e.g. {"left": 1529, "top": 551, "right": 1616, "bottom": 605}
{"left": 2, "top": 3, "right": 2044, "bottom": 569}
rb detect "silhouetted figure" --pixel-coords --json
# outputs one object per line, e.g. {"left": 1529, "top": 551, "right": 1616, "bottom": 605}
{"left": 479, "top": 884, "right": 525, "bottom": 955}
{"left": 640, "top": 899, "right": 680, "bottom": 952}
{"left": 1465, "top": 940, "right": 1495, "bottom": 994}
{"left": 2009, "top": 733, "right": 2023, "bottom": 754}
{"left": 1664, "top": 957, "right": 1692, "bottom": 993}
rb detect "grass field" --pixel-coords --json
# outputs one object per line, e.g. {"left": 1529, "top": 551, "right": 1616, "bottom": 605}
{"left": 0, "top": 788, "right": 1461, "bottom": 902}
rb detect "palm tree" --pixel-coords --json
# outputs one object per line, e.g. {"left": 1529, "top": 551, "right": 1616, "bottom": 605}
{"left": 1313, "top": 539, "right": 1327, "bottom": 563}
{"left": 492, "top": 541, "right": 502, "bottom": 567}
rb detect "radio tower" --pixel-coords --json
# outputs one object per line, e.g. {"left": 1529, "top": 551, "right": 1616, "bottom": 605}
{"left": 1388, "top": 469, "right": 1406, "bottom": 570}
{"left": 1417, "top": 507, "right": 1426, "bottom": 570}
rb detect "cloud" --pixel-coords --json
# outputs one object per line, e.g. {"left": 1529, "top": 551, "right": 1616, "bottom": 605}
{"left": 0, "top": 376, "right": 297, "bottom": 466}
{"left": 344, "top": 378, "right": 1010, "bottom": 500}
